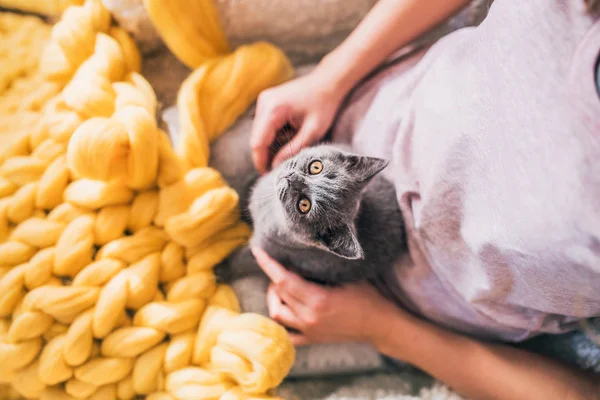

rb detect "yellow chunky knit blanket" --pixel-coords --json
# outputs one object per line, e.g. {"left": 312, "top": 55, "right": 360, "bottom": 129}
{"left": 0, "top": 0, "right": 295, "bottom": 399}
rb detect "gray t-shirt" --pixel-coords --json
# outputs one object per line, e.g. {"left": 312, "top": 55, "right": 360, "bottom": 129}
{"left": 332, "top": 0, "right": 600, "bottom": 341}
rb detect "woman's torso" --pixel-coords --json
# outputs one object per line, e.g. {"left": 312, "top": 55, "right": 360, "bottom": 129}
{"left": 331, "top": 0, "right": 600, "bottom": 341}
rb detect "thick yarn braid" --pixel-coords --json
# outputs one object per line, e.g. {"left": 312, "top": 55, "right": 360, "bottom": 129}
{"left": 143, "top": 0, "right": 295, "bottom": 169}
{"left": 0, "top": 0, "right": 84, "bottom": 17}
{"left": 0, "top": 1, "right": 295, "bottom": 399}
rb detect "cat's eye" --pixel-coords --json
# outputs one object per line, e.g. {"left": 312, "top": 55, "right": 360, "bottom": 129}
{"left": 297, "top": 198, "right": 311, "bottom": 214}
{"left": 309, "top": 160, "right": 323, "bottom": 175}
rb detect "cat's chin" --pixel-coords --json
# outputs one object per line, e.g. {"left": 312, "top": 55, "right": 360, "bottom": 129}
{"left": 327, "top": 250, "right": 365, "bottom": 261}
{"left": 285, "top": 264, "right": 379, "bottom": 287}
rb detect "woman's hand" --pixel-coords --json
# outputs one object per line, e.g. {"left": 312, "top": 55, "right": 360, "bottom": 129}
{"left": 250, "top": 71, "right": 345, "bottom": 174}
{"left": 249, "top": 0, "right": 473, "bottom": 175}
{"left": 251, "top": 247, "right": 403, "bottom": 346}
{"left": 252, "top": 247, "right": 600, "bottom": 400}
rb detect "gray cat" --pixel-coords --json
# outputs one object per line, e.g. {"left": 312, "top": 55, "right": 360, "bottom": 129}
{"left": 208, "top": 116, "right": 407, "bottom": 377}
{"left": 210, "top": 119, "right": 406, "bottom": 286}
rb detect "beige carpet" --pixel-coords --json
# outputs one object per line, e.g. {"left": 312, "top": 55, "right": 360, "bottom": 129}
{"left": 278, "top": 371, "right": 466, "bottom": 400}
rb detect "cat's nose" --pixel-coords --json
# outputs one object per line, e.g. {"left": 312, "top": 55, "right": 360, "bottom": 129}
{"left": 284, "top": 173, "right": 300, "bottom": 184}
{"left": 286, "top": 174, "right": 306, "bottom": 191}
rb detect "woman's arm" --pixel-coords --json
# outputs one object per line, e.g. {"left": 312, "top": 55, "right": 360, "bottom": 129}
{"left": 251, "top": 248, "right": 600, "bottom": 400}
{"left": 316, "top": 0, "right": 471, "bottom": 96}
{"left": 373, "top": 309, "right": 600, "bottom": 400}
{"left": 251, "top": 0, "right": 470, "bottom": 173}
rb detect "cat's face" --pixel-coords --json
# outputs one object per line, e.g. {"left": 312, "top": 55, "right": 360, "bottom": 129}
{"left": 249, "top": 145, "right": 388, "bottom": 259}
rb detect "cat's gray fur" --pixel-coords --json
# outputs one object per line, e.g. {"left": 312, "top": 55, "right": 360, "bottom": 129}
{"left": 210, "top": 120, "right": 406, "bottom": 286}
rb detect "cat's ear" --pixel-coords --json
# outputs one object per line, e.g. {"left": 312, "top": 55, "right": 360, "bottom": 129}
{"left": 345, "top": 155, "right": 389, "bottom": 182}
{"left": 318, "top": 223, "right": 364, "bottom": 260}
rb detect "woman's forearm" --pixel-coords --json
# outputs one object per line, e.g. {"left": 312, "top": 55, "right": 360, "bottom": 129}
{"left": 372, "top": 310, "right": 600, "bottom": 400}
{"left": 314, "top": 0, "right": 470, "bottom": 96}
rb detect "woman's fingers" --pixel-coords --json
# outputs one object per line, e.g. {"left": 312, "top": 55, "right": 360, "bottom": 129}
{"left": 251, "top": 246, "right": 287, "bottom": 280}
{"left": 267, "top": 284, "right": 317, "bottom": 346}
{"left": 288, "top": 333, "right": 311, "bottom": 346}
{"left": 251, "top": 247, "right": 309, "bottom": 311}
{"left": 267, "top": 284, "right": 303, "bottom": 330}
{"left": 251, "top": 247, "right": 316, "bottom": 301}
{"left": 250, "top": 100, "right": 288, "bottom": 174}
{"left": 251, "top": 247, "right": 324, "bottom": 309}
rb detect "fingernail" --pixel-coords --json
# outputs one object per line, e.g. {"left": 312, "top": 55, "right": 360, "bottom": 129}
{"left": 250, "top": 246, "right": 265, "bottom": 260}
{"left": 251, "top": 155, "right": 263, "bottom": 174}
{"left": 252, "top": 246, "right": 272, "bottom": 265}
{"left": 251, "top": 247, "right": 286, "bottom": 281}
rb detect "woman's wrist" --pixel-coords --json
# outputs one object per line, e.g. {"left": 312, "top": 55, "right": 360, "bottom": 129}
{"left": 313, "top": 48, "right": 364, "bottom": 102}
{"left": 369, "top": 307, "right": 475, "bottom": 371}
{"left": 362, "top": 301, "right": 421, "bottom": 357}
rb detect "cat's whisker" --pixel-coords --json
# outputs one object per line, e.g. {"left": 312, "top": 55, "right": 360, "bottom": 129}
{"left": 248, "top": 190, "right": 278, "bottom": 206}
{"left": 268, "top": 128, "right": 293, "bottom": 165}
{"left": 270, "top": 132, "right": 286, "bottom": 153}
{"left": 279, "top": 124, "right": 296, "bottom": 162}
{"left": 269, "top": 142, "right": 283, "bottom": 155}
